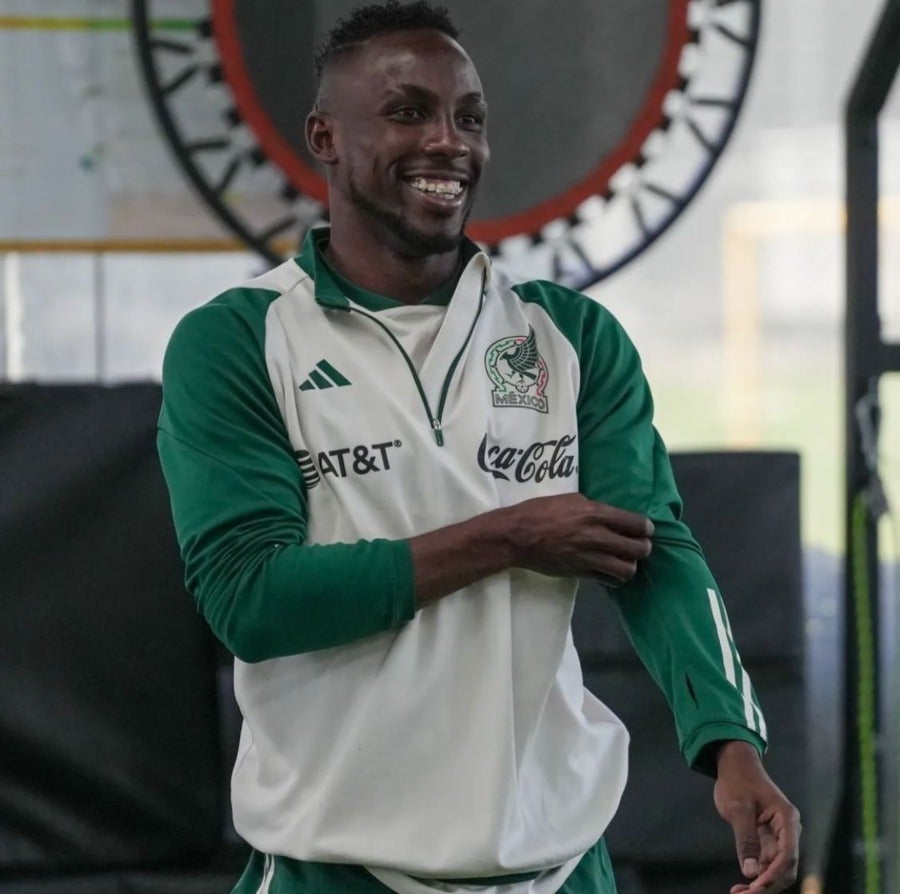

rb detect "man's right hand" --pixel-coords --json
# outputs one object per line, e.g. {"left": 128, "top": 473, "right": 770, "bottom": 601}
{"left": 409, "top": 493, "right": 653, "bottom": 608}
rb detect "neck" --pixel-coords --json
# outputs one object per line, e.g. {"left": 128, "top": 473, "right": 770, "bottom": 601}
{"left": 324, "top": 219, "right": 462, "bottom": 304}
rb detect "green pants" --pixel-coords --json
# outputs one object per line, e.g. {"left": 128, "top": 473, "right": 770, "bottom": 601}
{"left": 232, "top": 840, "right": 617, "bottom": 894}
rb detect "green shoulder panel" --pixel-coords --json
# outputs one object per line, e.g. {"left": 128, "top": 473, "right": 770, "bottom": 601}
{"left": 512, "top": 279, "right": 683, "bottom": 522}
{"left": 159, "top": 286, "right": 300, "bottom": 505}
{"left": 158, "top": 286, "right": 415, "bottom": 662}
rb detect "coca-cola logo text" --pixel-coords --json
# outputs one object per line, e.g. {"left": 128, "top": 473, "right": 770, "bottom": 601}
{"left": 477, "top": 434, "right": 577, "bottom": 483}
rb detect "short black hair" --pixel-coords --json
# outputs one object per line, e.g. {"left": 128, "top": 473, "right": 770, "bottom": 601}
{"left": 315, "top": 1, "right": 460, "bottom": 79}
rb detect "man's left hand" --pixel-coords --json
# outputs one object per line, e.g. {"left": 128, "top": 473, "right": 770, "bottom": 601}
{"left": 713, "top": 740, "right": 801, "bottom": 893}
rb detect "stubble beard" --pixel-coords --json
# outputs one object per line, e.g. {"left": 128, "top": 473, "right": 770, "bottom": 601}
{"left": 348, "top": 175, "right": 469, "bottom": 257}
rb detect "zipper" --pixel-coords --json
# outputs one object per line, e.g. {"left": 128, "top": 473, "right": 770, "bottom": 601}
{"left": 346, "top": 306, "right": 445, "bottom": 445}
{"left": 345, "top": 284, "right": 486, "bottom": 447}
{"left": 257, "top": 853, "right": 275, "bottom": 894}
{"left": 435, "top": 286, "right": 486, "bottom": 428}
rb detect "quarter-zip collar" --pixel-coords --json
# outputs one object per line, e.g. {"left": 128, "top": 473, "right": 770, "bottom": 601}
{"left": 295, "top": 228, "right": 350, "bottom": 310}
{"left": 294, "top": 226, "right": 487, "bottom": 312}
{"left": 294, "top": 226, "right": 490, "bottom": 446}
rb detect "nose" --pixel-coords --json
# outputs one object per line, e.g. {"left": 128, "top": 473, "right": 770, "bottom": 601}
{"left": 422, "top": 114, "right": 469, "bottom": 158}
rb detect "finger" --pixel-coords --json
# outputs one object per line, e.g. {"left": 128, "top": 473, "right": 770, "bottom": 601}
{"left": 727, "top": 801, "right": 762, "bottom": 879}
{"left": 748, "top": 853, "right": 797, "bottom": 892}
{"left": 745, "top": 809, "right": 801, "bottom": 892}
{"left": 594, "top": 572, "right": 633, "bottom": 589}
{"left": 594, "top": 528, "right": 653, "bottom": 561}
{"left": 593, "top": 504, "right": 654, "bottom": 537}
{"left": 758, "top": 823, "right": 778, "bottom": 867}
{"left": 592, "top": 556, "right": 639, "bottom": 586}
{"left": 592, "top": 545, "right": 655, "bottom": 580}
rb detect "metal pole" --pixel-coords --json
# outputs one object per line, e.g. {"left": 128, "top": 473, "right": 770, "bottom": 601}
{"left": 832, "top": 2, "right": 900, "bottom": 890}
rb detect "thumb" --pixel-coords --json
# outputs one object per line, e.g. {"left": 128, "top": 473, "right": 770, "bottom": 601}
{"left": 729, "top": 801, "right": 761, "bottom": 878}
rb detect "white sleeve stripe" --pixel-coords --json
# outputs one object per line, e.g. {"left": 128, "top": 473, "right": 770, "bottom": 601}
{"left": 721, "top": 596, "right": 736, "bottom": 641}
{"left": 740, "top": 666, "right": 758, "bottom": 731}
{"left": 709, "top": 587, "right": 765, "bottom": 738}
{"left": 756, "top": 706, "right": 768, "bottom": 740}
{"left": 707, "top": 587, "right": 737, "bottom": 686}
{"left": 720, "top": 590, "right": 765, "bottom": 731}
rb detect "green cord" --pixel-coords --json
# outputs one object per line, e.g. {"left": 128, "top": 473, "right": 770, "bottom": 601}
{"left": 851, "top": 493, "right": 882, "bottom": 894}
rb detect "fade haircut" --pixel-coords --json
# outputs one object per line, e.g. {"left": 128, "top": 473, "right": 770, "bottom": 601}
{"left": 315, "top": 1, "right": 460, "bottom": 80}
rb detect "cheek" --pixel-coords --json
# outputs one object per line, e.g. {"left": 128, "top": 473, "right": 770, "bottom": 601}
{"left": 473, "top": 137, "right": 490, "bottom": 168}
{"left": 343, "top": 145, "right": 379, "bottom": 185}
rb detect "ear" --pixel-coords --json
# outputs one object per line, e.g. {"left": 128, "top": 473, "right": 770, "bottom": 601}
{"left": 306, "top": 110, "right": 338, "bottom": 165}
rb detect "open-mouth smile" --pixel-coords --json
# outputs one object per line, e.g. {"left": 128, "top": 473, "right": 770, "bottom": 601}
{"left": 404, "top": 176, "right": 467, "bottom": 207}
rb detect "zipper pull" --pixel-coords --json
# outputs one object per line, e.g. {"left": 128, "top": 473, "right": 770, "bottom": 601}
{"left": 432, "top": 419, "right": 444, "bottom": 447}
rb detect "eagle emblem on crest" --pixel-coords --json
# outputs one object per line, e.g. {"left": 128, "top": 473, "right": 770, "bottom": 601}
{"left": 485, "top": 327, "right": 550, "bottom": 413}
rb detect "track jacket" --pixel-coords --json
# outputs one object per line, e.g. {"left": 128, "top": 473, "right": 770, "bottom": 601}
{"left": 157, "top": 228, "right": 766, "bottom": 894}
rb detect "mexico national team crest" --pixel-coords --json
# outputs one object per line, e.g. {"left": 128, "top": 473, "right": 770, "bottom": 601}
{"left": 485, "top": 327, "right": 549, "bottom": 413}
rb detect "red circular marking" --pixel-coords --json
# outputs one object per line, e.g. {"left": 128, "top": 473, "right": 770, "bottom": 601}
{"left": 470, "top": 0, "right": 690, "bottom": 242}
{"left": 211, "top": 0, "right": 328, "bottom": 204}
{"left": 211, "top": 0, "right": 690, "bottom": 243}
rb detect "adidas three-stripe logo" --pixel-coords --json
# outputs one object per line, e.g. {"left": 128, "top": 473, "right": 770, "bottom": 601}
{"left": 299, "top": 360, "right": 351, "bottom": 391}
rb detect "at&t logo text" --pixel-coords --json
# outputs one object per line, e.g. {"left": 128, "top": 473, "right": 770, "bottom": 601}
{"left": 294, "top": 440, "right": 402, "bottom": 489}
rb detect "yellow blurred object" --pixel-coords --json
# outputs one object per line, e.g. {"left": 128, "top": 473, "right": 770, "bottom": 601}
{"left": 800, "top": 875, "right": 823, "bottom": 894}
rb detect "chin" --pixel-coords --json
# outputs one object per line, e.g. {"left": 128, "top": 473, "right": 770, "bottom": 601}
{"left": 350, "top": 180, "right": 471, "bottom": 256}
{"left": 392, "top": 222, "right": 465, "bottom": 257}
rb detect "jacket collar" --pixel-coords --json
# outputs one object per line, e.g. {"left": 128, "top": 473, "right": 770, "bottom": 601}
{"left": 294, "top": 227, "right": 488, "bottom": 311}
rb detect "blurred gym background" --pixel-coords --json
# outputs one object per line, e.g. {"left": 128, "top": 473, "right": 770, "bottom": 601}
{"left": 1, "top": 1, "right": 898, "bottom": 892}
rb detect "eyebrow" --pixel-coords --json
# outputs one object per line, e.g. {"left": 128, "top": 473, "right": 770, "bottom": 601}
{"left": 384, "top": 84, "right": 487, "bottom": 106}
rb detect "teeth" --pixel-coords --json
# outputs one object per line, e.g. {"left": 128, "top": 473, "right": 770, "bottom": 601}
{"left": 409, "top": 177, "right": 463, "bottom": 196}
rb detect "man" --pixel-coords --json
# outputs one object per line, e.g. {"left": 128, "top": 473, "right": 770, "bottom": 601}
{"left": 157, "top": 3, "right": 800, "bottom": 893}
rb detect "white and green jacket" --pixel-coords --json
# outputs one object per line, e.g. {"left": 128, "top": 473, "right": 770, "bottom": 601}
{"left": 158, "top": 228, "right": 766, "bottom": 894}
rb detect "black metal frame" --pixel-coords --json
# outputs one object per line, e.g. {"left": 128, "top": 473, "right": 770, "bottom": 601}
{"left": 830, "top": 2, "right": 900, "bottom": 891}
{"left": 571, "top": 0, "right": 762, "bottom": 289}
{"left": 129, "top": 4, "right": 266, "bottom": 258}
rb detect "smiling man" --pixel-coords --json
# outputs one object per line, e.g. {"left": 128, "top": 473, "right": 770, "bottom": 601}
{"left": 157, "top": 3, "right": 800, "bottom": 894}
{"left": 308, "top": 13, "right": 488, "bottom": 297}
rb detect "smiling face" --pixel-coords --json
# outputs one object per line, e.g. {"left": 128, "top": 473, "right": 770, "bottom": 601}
{"left": 308, "top": 29, "right": 489, "bottom": 258}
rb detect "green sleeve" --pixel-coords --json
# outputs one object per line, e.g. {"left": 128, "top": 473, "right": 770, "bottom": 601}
{"left": 514, "top": 282, "right": 766, "bottom": 771}
{"left": 157, "top": 289, "right": 416, "bottom": 663}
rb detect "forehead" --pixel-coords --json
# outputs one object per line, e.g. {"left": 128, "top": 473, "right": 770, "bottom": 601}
{"left": 333, "top": 29, "right": 483, "bottom": 101}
